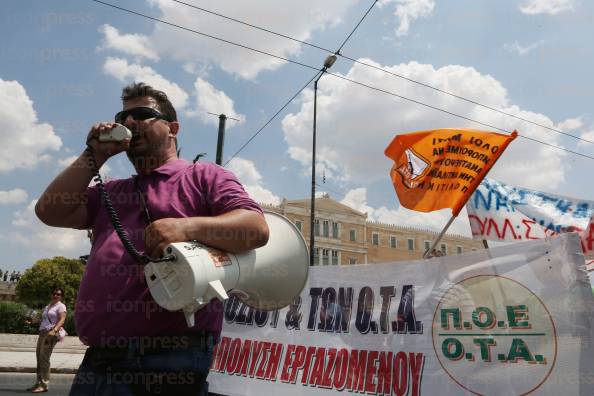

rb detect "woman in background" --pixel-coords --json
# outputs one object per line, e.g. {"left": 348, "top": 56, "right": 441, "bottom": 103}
{"left": 27, "top": 287, "right": 67, "bottom": 393}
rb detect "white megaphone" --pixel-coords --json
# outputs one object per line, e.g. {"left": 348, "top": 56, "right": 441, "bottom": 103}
{"left": 144, "top": 211, "right": 310, "bottom": 327}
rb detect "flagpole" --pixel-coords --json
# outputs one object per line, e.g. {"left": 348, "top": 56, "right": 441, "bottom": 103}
{"left": 423, "top": 215, "right": 456, "bottom": 258}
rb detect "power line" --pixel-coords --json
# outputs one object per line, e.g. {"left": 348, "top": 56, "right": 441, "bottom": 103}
{"left": 336, "top": 0, "right": 378, "bottom": 53}
{"left": 226, "top": 0, "right": 377, "bottom": 163}
{"left": 91, "top": 0, "right": 319, "bottom": 72}
{"left": 91, "top": 0, "right": 594, "bottom": 161}
{"left": 321, "top": 71, "right": 594, "bottom": 160}
{"left": 337, "top": 57, "right": 594, "bottom": 146}
{"left": 168, "top": 0, "right": 594, "bottom": 146}
{"left": 224, "top": 70, "right": 323, "bottom": 166}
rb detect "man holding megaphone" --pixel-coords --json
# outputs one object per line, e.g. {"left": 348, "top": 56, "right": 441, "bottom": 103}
{"left": 35, "top": 82, "right": 269, "bottom": 395}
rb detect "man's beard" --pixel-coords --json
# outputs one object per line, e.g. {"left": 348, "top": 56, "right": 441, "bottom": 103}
{"left": 126, "top": 132, "right": 169, "bottom": 170}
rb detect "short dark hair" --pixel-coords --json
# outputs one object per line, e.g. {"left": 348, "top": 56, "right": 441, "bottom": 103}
{"left": 121, "top": 82, "right": 177, "bottom": 122}
{"left": 52, "top": 287, "right": 64, "bottom": 296}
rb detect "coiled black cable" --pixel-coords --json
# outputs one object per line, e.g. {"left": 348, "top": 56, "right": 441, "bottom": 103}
{"left": 85, "top": 145, "right": 175, "bottom": 264}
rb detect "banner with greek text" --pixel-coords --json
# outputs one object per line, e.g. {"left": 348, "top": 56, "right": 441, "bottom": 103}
{"left": 466, "top": 178, "right": 594, "bottom": 256}
{"left": 208, "top": 233, "right": 594, "bottom": 396}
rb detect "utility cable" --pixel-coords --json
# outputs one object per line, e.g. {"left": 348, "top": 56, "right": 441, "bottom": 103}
{"left": 225, "top": 0, "right": 378, "bottom": 163}
{"left": 91, "top": 0, "right": 594, "bottom": 161}
{"left": 168, "top": 0, "right": 594, "bottom": 146}
{"left": 224, "top": 70, "right": 323, "bottom": 165}
{"left": 91, "top": 0, "right": 319, "bottom": 72}
{"left": 336, "top": 0, "right": 378, "bottom": 53}
{"left": 321, "top": 71, "right": 594, "bottom": 160}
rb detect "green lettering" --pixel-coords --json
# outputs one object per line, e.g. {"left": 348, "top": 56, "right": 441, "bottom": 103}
{"left": 507, "top": 305, "right": 530, "bottom": 329}
{"left": 442, "top": 338, "right": 463, "bottom": 360}
{"left": 472, "top": 307, "right": 495, "bottom": 329}
{"left": 441, "top": 308, "right": 462, "bottom": 330}
{"left": 473, "top": 338, "right": 496, "bottom": 362}
{"left": 507, "top": 338, "right": 534, "bottom": 362}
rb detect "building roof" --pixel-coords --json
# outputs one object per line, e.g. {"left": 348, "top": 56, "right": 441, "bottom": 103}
{"left": 260, "top": 194, "right": 474, "bottom": 241}
{"left": 282, "top": 195, "right": 367, "bottom": 218}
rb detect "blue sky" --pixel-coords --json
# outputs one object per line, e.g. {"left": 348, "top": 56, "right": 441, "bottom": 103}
{"left": 1, "top": 0, "right": 594, "bottom": 271}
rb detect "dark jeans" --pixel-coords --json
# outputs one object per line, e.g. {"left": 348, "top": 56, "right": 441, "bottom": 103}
{"left": 69, "top": 335, "right": 214, "bottom": 396}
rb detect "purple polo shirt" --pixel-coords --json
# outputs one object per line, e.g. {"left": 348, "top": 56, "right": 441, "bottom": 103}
{"left": 75, "top": 159, "right": 262, "bottom": 347}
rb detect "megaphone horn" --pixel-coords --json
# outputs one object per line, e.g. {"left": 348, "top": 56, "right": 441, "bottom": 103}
{"left": 144, "top": 211, "right": 310, "bottom": 327}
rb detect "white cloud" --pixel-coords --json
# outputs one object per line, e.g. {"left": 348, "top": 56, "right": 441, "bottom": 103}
{"left": 226, "top": 158, "right": 280, "bottom": 205}
{"left": 102, "top": 57, "right": 189, "bottom": 109}
{"left": 186, "top": 78, "right": 245, "bottom": 127}
{"left": 0, "top": 189, "right": 28, "bottom": 205}
{"left": 282, "top": 59, "right": 569, "bottom": 191}
{"left": 340, "top": 187, "right": 375, "bottom": 215}
{"left": 0, "top": 79, "right": 62, "bottom": 172}
{"left": 340, "top": 187, "right": 471, "bottom": 235}
{"left": 578, "top": 130, "right": 594, "bottom": 148}
{"left": 97, "top": 24, "right": 159, "bottom": 61}
{"left": 145, "top": 0, "right": 358, "bottom": 79}
{"left": 380, "top": 0, "right": 435, "bottom": 37}
{"left": 556, "top": 117, "right": 583, "bottom": 131}
{"left": 519, "top": 0, "right": 575, "bottom": 15}
{"left": 503, "top": 40, "right": 544, "bottom": 56}
{"left": 183, "top": 62, "right": 212, "bottom": 77}
{"left": 5, "top": 200, "right": 90, "bottom": 257}
{"left": 553, "top": 117, "right": 594, "bottom": 149}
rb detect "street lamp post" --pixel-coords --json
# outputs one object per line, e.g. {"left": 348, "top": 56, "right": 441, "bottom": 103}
{"left": 206, "top": 112, "right": 241, "bottom": 166}
{"left": 215, "top": 114, "right": 227, "bottom": 166}
{"left": 309, "top": 54, "right": 337, "bottom": 267}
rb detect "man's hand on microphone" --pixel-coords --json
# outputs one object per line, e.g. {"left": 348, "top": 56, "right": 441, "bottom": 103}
{"left": 86, "top": 122, "right": 131, "bottom": 166}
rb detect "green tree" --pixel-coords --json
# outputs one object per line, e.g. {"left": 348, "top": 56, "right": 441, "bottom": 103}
{"left": 16, "top": 256, "right": 85, "bottom": 311}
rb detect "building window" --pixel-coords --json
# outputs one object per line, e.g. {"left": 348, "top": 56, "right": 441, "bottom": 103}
{"left": 295, "top": 220, "right": 302, "bottom": 232}
{"left": 372, "top": 233, "right": 379, "bottom": 246}
{"left": 424, "top": 240, "right": 431, "bottom": 253}
{"left": 440, "top": 243, "right": 448, "bottom": 255}
{"left": 331, "top": 250, "right": 339, "bottom": 265}
{"left": 390, "top": 235, "right": 397, "bottom": 248}
{"left": 349, "top": 229, "right": 357, "bottom": 242}
{"left": 313, "top": 248, "right": 319, "bottom": 266}
{"left": 322, "top": 249, "right": 330, "bottom": 265}
{"left": 472, "top": 248, "right": 478, "bottom": 252}
{"left": 348, "top": 257, "right": 357, "bottom": 265}
{"left": 323, "top": 220, "right": 330, "bottom": 238}
{"left": 314, "top": 219, "right": 320, "bottom": 236}
{"left": 457, "top": 246, "right": 463, "bottom": 255}
{"left": 332, "top": 222, "right": 339, "bottom": 239}
{"left": 408, "top": 238, "right": 415, "bottom": 251}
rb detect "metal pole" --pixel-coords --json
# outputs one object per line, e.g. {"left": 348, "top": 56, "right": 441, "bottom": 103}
{"left": 216, "top": 114, "right": 227, "bottom": 166}
{"left": 308, "top": 57, "right": 335, "bottom": 266}
{"left": 423, "top": 215, "right": 457, "bottom": 258}
{"left": 309, "top": 78, "right": 320, "bottom": 267}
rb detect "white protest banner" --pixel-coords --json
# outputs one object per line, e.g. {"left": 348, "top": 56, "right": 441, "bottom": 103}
{"left": 466, "top": 178, "right": 594, "bottom": 255}
{"left": 208, "top": 233, "right": 594, "bottom": 396}
{"left": 582, "top": 217, "right": 594, "bottom": 256}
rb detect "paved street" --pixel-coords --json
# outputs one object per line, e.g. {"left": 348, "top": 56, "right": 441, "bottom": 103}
{"left": 0, "top": 373, "right": 74, "bottom": 395}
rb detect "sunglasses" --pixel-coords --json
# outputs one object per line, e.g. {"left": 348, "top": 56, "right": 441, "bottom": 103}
{"left": 53, "top": 293, "right": 61, "bottom": 296}
{"left": 114, "top": 107, "right": 173, "bottom": 124}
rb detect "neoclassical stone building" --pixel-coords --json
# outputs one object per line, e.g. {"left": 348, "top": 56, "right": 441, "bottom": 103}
{"left": 263, "top": 194, "right": 483, "bottom": 265}
{"left": 0, "top": 282, "right": 17, "bottom": 301}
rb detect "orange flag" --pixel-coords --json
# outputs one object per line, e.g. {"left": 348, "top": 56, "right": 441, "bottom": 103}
{"left": 384, "top": 128, "right": 517, "bottom": 216}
